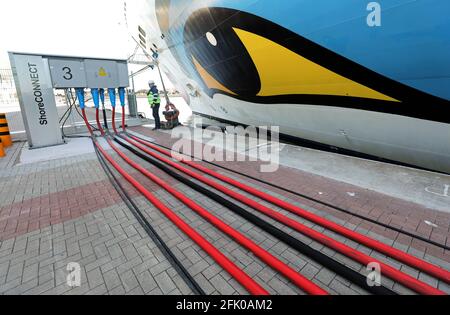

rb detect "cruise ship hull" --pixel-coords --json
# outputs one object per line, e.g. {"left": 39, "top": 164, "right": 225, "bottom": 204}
{"left": 125, "top": 0, "right": 450, "bottom": 173}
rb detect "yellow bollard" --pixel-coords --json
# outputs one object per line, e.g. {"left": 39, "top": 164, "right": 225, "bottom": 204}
{"left": 0, "top": 113, "right": 12, "bottom": 147}
{"left": 0, "top": 138, "right": 5, "bottom": 158}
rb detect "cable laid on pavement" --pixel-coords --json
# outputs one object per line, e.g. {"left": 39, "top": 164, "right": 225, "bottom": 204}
{"left": 106, "top": 133, "right": 328, "bottom": 295}
{"left": 114, "top": 135, "right": 397, "bottom": 295}
{"left": 93, "top": 139, "right": 206, "bottom": 295}
{"left": 120, "top": 133, "right": 447, "bottom": 295}
{"left": 129, "top": 132, "right": 450, "bottom": 252}
{"left": 127, "top": 133, "right": 450, "bottom": 287}
{"left": 89, "top": 109, "right": 269, "bottom": 296}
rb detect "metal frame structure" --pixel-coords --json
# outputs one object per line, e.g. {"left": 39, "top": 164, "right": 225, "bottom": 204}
{"left": 8, "top": 52, "right": 129, "bottom": 149}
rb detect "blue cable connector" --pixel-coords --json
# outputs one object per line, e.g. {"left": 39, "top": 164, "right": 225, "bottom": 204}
{"left": 118, "top": 87, "right": 126, "bottom": 107}
{"left": 91, "top": 88, "right": 100, "bottom": 109}
{"left": 108, "top": 88, "right": 116, "bottom": 108}
{"left": 76, "top": 88, "right": 85, "bottom": 109}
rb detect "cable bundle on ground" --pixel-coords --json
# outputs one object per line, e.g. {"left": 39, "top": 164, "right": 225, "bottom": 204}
{"left": 76, "top": 95, "right": 448, "bottom": 295}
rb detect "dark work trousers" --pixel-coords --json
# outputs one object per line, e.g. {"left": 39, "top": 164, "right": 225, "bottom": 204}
{"left": 152, "top": 103, "right": 161, "bottom": 129}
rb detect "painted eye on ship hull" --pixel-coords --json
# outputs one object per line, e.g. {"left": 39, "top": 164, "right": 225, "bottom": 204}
{"left": 183, "top": 7, "right": 399, "bottom": 103}
{"left": 184, "top": 8, "right": 261, "bottom": 97}
{"left": 171, "top": 7, "right": 450, "bottom": 124}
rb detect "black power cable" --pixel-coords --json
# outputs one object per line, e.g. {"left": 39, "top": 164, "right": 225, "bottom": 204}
{"left": 60, "top": 106, "right": 73, "bottom": 139}
{"left": 102, "top": 107, "right": 109, "bottom": 130}
{"left": 114, "top": 135, "right": 397, "bottom": 295}
{"left": 60, "top": 90, "right": 77, "bottom": 139}
{"left": 93, "top": 138, "right": 205, "bottom": 295}
{"left": 59, "top": 103, "right": 72, "bottom": 124}
{"left": 128, "top": 132, "right": 450, "bottom": 252}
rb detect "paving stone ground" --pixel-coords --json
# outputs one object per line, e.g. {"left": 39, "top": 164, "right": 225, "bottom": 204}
{"left": 0, "top": 126, "right": 449, "bottom": 295}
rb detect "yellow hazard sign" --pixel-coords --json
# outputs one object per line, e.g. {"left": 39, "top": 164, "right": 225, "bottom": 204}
{"left": 98, "top": 67, "right": 108, "bottom": 77}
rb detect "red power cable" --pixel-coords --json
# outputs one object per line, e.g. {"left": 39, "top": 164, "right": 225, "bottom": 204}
{"left": 85, "top": 112, "right": 269, "bottom": 296}
{"left": 116, "top": 115, "right": 327, "bottom": 294}
{"left": 106, "top": 136, "right": 328, "bottom": 295}
{"left": 81, "top": 109, "right": 94, "bottom": 135}
{"left": 112, "top": 107, "right": 119, "bottom": 135}
{"left": 95, "top": 109, "right": 105, "bottom": 136}
{"left": 124, "top": 134, "right": 447, "bottom": 295}
{"left": 128, "top": 134, "right": 450, "bottom": 285}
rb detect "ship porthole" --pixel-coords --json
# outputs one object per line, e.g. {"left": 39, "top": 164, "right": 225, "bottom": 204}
{"left": 206, "top": 32, "right": 217, "bottom": 46}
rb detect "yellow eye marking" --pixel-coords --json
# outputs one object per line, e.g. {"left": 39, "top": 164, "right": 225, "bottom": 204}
{"left": 233, "top": 27, "right": 399, "bottom": 102}
{"left": 192, "top": 56, "right": 236, "bottom": 95}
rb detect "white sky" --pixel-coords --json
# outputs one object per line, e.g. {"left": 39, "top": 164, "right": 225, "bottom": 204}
{"left": 0, "top": 0, "right": 164, "bottom": 90}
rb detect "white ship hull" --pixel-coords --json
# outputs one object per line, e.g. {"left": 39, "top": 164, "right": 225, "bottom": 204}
{"left": 124, "top": 0, "right": 450, "bottom": 173}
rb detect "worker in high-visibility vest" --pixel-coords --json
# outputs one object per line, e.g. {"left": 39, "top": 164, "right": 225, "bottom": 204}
{"left": 147, "top": 80, "right": 161, "bottom": 130}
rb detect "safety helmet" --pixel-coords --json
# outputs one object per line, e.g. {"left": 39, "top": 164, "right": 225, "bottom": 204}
{"left": 148, "top": 80, "right": 156, "bottom": 86}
